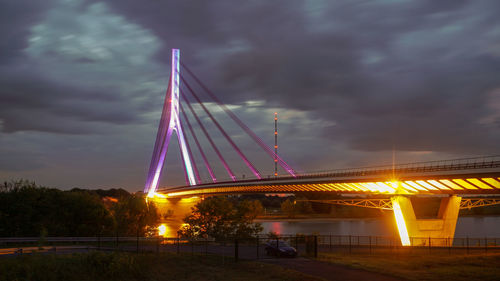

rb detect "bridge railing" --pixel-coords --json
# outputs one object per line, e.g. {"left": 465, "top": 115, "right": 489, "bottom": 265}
{"left": 292, "top": 155, "right": 500, "bottom": 180}
{"left": 178, "top": 155, "right": 500, "bottom": 186}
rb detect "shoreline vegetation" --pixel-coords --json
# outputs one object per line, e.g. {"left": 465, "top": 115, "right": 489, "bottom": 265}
{"left": 0, "top": 180, "right": 159, "bottom": 238}
{"left": 1, "top": 180, "right": 500, "bottom": 240}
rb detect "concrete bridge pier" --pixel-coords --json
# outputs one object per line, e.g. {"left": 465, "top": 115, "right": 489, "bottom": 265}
{"left": 391, "top": 195, "right": 461, "bottom": 246}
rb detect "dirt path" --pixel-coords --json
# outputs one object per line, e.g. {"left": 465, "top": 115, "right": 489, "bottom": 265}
{"left": 263, "top": 257, "right": 404, "bottom": 281}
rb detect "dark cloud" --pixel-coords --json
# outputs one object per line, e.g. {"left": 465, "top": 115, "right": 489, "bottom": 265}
{"left": 0, "top": 0, "right": 52, "bottom": 63}
{"left": 0, "top": 70, "right": 144, "bottom": 134}
{"left": 1, "top": 0, "right": 500, "bottom": 189}
{"left": 93, "top": 0, "right": 222, "bottom": 62}
{"left": 207, "top": 1, "right": 500, "bottom": 154}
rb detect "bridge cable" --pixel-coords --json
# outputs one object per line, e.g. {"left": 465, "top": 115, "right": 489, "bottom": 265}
{"left": 180, "top": 90, "right": 237, "bottom": 181}
{"left": 179, "top": 102, "right": 217, "bottom": 183}
{"left": 177, "top": 109, "right": 202, "bottom": 183}
{"left": 181, "top": 77, "right": 262, "bottom": 180}
{"left": 180, "top": 64, "right": 297, "bottom": 177}
{"left": 144, "top": 79, "right": 172, "bottom": 192}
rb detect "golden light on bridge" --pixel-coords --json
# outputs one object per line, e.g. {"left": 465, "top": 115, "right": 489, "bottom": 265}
{"left": 161, "top": 177, "right": 500, "bottom": 198}
{"left": 146, "top": 192, "right": 168, "bottom": 204}
{"left": 391, "top": 198, "right": 411, "bottom": 246}
{"left": 147, "top": 192, "right": 167, "bottom": 199}
{"left": 157, "top": 175, "right": 500, "bottom": 246}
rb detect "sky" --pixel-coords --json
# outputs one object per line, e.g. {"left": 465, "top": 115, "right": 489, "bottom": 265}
{"left": 1, "top": 0, "right": 499, "bottom": 191}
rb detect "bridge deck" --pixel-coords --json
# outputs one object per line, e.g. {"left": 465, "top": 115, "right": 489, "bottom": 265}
{"left": 158, "top": 169, "right": 500, "bottom": 198}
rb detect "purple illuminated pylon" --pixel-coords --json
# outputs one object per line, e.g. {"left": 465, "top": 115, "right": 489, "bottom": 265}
{"left": 144, "top": 49, "right": 196, "bottom": 196}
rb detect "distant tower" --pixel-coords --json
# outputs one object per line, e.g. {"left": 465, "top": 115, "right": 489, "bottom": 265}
{"left": 274, "top": 112, "right": 278, "bottom": 178}
{"left": 144, "top": 49, "right": 196, "bottom": 197}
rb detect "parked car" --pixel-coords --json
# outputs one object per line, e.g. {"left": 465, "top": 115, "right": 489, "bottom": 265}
{"left": 264, "top": 240, "right": 297, "bottom": 257}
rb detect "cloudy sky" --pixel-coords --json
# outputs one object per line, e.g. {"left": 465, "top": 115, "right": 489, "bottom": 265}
{"left": 1, "top": 0, "right": 499, "bottom": 191}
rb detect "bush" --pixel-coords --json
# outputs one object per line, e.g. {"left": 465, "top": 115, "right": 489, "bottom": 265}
{"left": 179, "top": 197, "right": 263, "bottom": 240}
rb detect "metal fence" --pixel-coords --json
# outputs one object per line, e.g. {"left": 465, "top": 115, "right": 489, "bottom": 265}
{"left": 2, "top": 234, "right": 500, "bottom": 259}
{"left": 314, "top": 235, "right": 500, "bottom": 255}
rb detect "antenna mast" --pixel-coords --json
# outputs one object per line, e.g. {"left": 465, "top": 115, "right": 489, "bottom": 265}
{"left": 274, "top": 112, "right": 278, "bottom": 178}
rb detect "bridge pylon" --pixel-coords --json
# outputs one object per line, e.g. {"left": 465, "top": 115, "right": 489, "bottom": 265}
{"left": 144, "top": 49, "right": 197, "bottom": 197}
{"left": 391, "top": 195, "right": 461, "bottom": 246}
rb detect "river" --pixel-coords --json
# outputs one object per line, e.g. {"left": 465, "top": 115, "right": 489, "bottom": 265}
{"left": 258, "top": 216, "right": 500, "bottom": 237}
{"left": 161, "top": 216, "right": 500, "bottom": 238}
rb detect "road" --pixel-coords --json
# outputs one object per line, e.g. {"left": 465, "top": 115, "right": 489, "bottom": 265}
{"left": 264, "top": 257, "right": 403, "bottom": 281}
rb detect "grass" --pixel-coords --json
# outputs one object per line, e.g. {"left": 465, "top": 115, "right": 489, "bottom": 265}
{"left": 0, "top": 251, "right": 323, "bottom": 281}
{"left": 318, "top": 251, "right": 500, "bottom": 281}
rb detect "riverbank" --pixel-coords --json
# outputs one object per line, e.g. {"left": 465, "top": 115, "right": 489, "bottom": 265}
{"left": 0, "top": 251, "right": 322, "bottom": 281}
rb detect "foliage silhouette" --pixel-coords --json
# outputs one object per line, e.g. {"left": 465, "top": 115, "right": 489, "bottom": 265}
{"left": 179, "top": 197, "right": 263, "bottom": 240}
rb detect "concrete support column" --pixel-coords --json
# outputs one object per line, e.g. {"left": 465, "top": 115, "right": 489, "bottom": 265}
{"left": 391, "top": 195, "right": 461, "bottom": 246}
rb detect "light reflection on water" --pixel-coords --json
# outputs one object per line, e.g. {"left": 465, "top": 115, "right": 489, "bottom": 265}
{"left": 259, "top": 218, "right": 396, "bottom": 236}
{"left": 160, "top": 216, "right": 500, "bottom": 238}
{"left": 259, "top": 216, "right": 500, "bottom": 237}
{"left": 455, "top": 216, "right": 500, "bottom": 237}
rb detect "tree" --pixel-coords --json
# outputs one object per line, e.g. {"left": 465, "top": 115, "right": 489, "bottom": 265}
{"left": 59, "top": 191, "right": 114, "bottom": 236}
{"left": 281, "top": 198, "right": 313, "bottom": 218}
{"left": 281, "top": 199, "right": 296, "bottom": 218}
{"left": 295, "top": 198, "right": 313, "bottom": 214}
{"left": 0, "top": 181, "right": 116, "bottom": 237}
{"left": 179, "top": 197, "right": 263, "bottom": 240}
{"left": 239, "top": 200, "right": 264, "bottom": 219}
{"left": 112, "top": 195, "right": 159, "bottom": 238}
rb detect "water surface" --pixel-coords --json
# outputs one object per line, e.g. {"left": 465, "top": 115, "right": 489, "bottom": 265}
{"left": 258, "top": 216, "right": 500, "bottom": 237}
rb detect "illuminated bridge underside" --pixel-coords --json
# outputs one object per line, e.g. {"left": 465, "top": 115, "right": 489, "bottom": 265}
{"left": 303, "top": 198, "right": 500, "bottom": 211}
{"left": 159, "top": 172, "right": 500, "bottom": 198}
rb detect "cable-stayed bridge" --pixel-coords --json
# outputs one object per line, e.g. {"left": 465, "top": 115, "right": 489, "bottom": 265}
{"left": 144, "top": 49, "right": 296, "bottom": 197}
{"left": 145, "top": 49, "right": 500, "bottom": 246}
{"left": 159, "top": 156, "right": 500, "bottom": 197}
